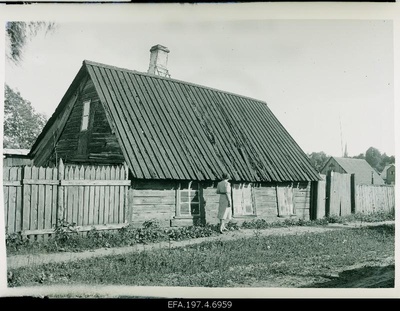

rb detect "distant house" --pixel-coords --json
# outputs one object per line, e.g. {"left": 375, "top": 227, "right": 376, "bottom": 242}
{"left": 320, "top": 157, "right": 385, "bottom": 185}
{"left": 3, "top": 148, "right": 32, "bottom": 167}
{"left": 380, "top": 164, "right": 395, "bottom": 185}
{"left": 28, "top": 44, "right": 321, "bottom": 226}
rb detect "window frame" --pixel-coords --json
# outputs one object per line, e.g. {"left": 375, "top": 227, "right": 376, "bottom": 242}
{"left": 175, "top": 181, "right": 201, "bottom": 218}
{"left": 80, "top": 100, "right": 91, "bottom": 132}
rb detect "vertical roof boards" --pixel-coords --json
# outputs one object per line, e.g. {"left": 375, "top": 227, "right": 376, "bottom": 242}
{"left": 31, "top": 60, "right": 321, "bottom": 182}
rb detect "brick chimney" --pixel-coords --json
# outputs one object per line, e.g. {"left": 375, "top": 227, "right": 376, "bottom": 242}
{"left": 147, "top": 44, "right": 170, "bottom": 77}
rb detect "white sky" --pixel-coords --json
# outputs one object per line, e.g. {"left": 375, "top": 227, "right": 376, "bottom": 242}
{"left": 1, "top": 4, "right": 397, "bottom": 159}
{"left": 0, "top": 1, "right": 400, "bottom": 300}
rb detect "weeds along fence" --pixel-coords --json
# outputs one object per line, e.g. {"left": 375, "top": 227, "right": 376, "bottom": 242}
{"left": 316, "top": 171, "right": 395, "bottom": 218}
{"left": 3, "top": 160, "right": 130, "bottom": 240}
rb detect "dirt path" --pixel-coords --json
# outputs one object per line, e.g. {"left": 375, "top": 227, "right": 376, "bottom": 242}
{"left": 7, "top": 220, "right": 394, "bottom": 270}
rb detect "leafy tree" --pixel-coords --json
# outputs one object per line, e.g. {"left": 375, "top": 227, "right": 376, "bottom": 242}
{"left": 308, "top": 151, "right": 329, "bottom": 172}
{"left": 6, "top": 21, "right": 56, "bottom": 64}
{"left": 3, "top": 84, "right": 47, "bottom": 149}
{"left": 363, "top": 147, "right": 395, "bottom": 173}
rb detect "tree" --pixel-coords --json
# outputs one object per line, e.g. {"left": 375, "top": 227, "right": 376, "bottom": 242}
{"left": 6, "top": 21, "right": 56, "bottom": 65}
{"left": 364, "top": 147, "right": 395, "bottom": 173}
{"left": 308, "top": 151, "right": 329, "bottom": 172}
{"left": 3, "top": 84, "right": 47, "bottom": 149}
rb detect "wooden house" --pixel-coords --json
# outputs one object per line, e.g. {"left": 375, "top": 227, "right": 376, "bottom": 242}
{"left": 381, "top": 164, "right": 395, "bottom": 185}
{"left": 320, "top": 156, "right": 385, "bottom": 185}
{"left": 28, "top": 45, "right": 321, "bottom": 227}
{"left": 3, "top": 148, "right": 32, "bottom": 167}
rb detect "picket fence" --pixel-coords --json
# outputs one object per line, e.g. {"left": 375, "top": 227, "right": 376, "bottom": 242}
{"left": 3, "top": 160, "right": 130, "bottom": 238}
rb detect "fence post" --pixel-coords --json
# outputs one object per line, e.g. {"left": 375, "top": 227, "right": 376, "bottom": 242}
{"left": 123, "top": 162, "right": 133, "bottom": 224}
{"left": 325, "top": 170, "right": 332, "bottom": 217}
{"left": 350, "top": 174, "right": 356, "bottom": 214}
{"left": 310, "top": 181, "right": 317, "bottom": 220}
{"left": 57, "top": 158, "right": 64, "bottom": 225}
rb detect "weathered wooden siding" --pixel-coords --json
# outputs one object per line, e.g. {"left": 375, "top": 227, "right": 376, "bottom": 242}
{"left": 202, "top": 182, "right": 220, "bottom": 224}
{"left": 50, "top": 77, "right": 124, "bottom": 165}
{"left": 3, "top": 156, "right": 33, "bottom": 167}
{"left": 130, "top": 180, "right": 177, "bottom": 227}
{"left": 292, "top": 182, "right": 311, "bottom": 220}
{"left": 253, "top": 183, "right": 278, "bottom": 220}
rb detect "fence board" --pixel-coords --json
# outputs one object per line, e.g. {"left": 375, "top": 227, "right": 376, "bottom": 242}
{"left": 104, "top": 166, "right": 111, "bottom": 224}
{"left": 88, "top": 166, "right": 96, "bottom": 225}
{"left": 30, "top": 167, "right": 39, "bottom": 230}
{"left": 110, "top": 166, "right": 116, "bottom": 224}
{"left": 94, "top": 167, "right": 101, "bottom": 225}
{"left": 99, "top": 167, "right": 106, "bottom": 224}
{"left": 58, "top": 160, "right": 65, "bottom": 224}
{"left": 9, "top": 167, "right": 19, "bottom": 233}
{"left": 316, "top": 175, "right": 326, "bottom": 219}
{"left": 23, "top": 166, "right": 31, "bottom": 230}
{"left": 44, "top": 168, "right": 52, "bottom": 230}
{"left": 37, "top": 167, "right": 46, "bottom": 231}
{"left": 3, "top": 168, "right": 10, "bottom": 233}
{"left": 78, "top": 166, "right": 87, "bottom": 226}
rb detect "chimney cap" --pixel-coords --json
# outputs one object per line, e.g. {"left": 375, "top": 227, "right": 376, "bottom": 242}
{"left": 150, "top": 44, "right": 170, "bottom": 53}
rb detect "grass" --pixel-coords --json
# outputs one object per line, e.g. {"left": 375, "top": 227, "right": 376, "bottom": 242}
{"left": 7, "top": 223, "right": 395, "bottom": 288}
{"left": 6, "top": 210, "right": 394, "bottom": 257}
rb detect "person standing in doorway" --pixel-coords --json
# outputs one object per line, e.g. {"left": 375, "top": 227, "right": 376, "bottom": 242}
{"left": 216, "top": 172, "right": 232, "bottom": 234}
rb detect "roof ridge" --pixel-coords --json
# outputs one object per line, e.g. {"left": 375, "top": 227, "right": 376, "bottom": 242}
{"left": 83, "top": 59, "right": 268, "bottom": 105}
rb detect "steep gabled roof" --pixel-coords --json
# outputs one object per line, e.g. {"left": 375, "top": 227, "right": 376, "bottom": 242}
{"left": 331, "top": 157, "right": 385, "bottom": 185}
{"left": 31, "top": 60, "right": 320, "bottom": 182}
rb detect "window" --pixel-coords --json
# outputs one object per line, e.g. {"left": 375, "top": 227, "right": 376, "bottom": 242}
{"left": 232, "top": 183, "right": 256, "bottom": 216}
{"left": 176, "top": 181, "right": 200, "bottom": 217}
{"left": 81, "top": 100, "right": 91, "bottom": 131}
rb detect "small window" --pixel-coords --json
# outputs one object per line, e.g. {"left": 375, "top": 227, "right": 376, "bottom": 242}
{"left": 176, "top": 181, "right": 200, "bottom": 217}
{"left": 81, "top": 100, "right": 91, "bottom": 131}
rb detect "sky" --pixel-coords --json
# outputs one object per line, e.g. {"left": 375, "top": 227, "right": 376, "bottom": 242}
{"left": 1, "top": 3, "right": 397, "bottom": 159}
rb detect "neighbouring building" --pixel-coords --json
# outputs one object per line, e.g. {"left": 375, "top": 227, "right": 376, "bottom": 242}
{"left": 3, "top": 148, "right": 32, "bottom": 167}
{"left": 28, "top": 44, "right": 321, "bottom": 227}
{"left": 381, "top": 164, "right": 395, "bottom": 185}
{"left": 320, "top": 156, "right": 385, "bottom": 185}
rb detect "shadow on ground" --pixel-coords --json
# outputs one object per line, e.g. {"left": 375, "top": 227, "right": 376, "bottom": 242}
{"left": 304, "top": 265, "right": 395, "bottom": 288}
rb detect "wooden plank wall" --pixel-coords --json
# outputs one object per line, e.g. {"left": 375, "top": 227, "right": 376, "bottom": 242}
{"left": 292, "top": 182, "right": 311, "bottom": 220}
{"left": 355, "top": 184, "right": 395, "bottom": 214}
{"left": 3, "top": 157, "right": 33, "bottom": 167}
{"left": 253, "top": 183, "right": 278, "bottom": 220}
{"left": 130, "top": 180, "right": 176, "bottom": 227}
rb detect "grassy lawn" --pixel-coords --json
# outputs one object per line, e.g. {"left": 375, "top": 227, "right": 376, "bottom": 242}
{"left": 8, "top": 223, "right": 394, "bottom": 288}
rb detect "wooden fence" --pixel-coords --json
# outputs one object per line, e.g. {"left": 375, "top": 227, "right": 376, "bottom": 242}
{"left": 3, "top": 160, "right": 130, "bottom": 238}
{"left": 315, "top": 171, "right": 395, "bottom": 219}
{"left": 355, "top": 184, "right": 395, "bottom": 214}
